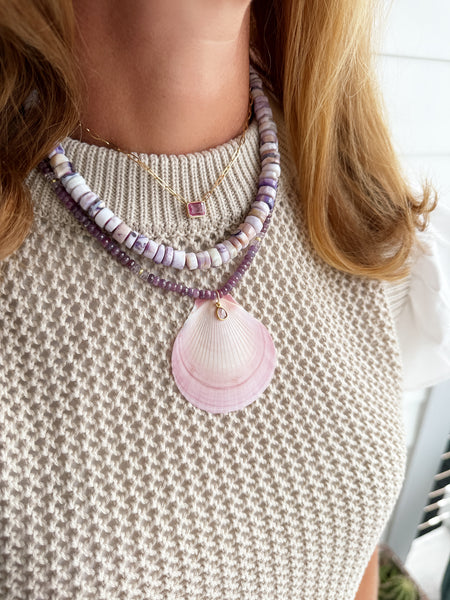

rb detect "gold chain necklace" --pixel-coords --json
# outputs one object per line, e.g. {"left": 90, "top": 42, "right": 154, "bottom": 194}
{"left": 80, "top": 95, "right": 253, "bottom": 219}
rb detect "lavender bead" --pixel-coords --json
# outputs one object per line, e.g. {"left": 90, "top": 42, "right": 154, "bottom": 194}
{"left": 254, "top": 97, "right": 270, "bottom": 107}
{"left": 259, "top": 121, "right": 277, "bottom": 134}
{"left": 249, "top": 207, "right": 268, "bottom": 222}
{"left": 87, "top": 199, "right": 106, "bottom": 218}
{"left": 260, "top": 152, "right": 280, "bottom": 163}
{"left": 162, "top": 246, "right": 174, "bottom": 267}
{"left": 261, "top": 156, "right": 281, "bottom": 168}
{"left": 143, "top": 239, "right": 158, "bottom": 260}
{"left": 244, "top": 215, "right": 263, "bottom": 233}
{"left": 256, "top": 194, "right": 274, "bottom": 209}
{"left": 125, "top": 230, "right": 139, "bottom": 249}
{"left": 215, "top": 243, "right": 230, "bottom": 264}
{"left": 252, "top": 200, "right": 270, "bottom": 215}
{"left": 185, "top": 252, "right": 199, "bottom": 270}
{"left": 264, "top": 163, "right": 281, "bottom": 180}
{"left": 49, "top": 153, "right": 68, "bottom": 168}
{"left": 260, "top": 168, "right": 279, "bottom": 180}
{"left": 240, "top": 222, "right": 256, "bottom": 241}
{"left": 255, "top": 107, "right": 273, "bottom": 120}
{"left": 153, "top": 244, "right": 165, "bottom": 264}
{"left": 260, "top": 142, "right": 278, "bottom": 153}
{"left": 80, "top": 192, "right": 99, "bottom": 211}
{"left": 228, "top": 236, "right": 242, "bottom": 252}
{"left": 196, "top": 251, "right": 211, "bottom": 270}
{"left": 48, "top": 145, "right": 64, "bottom": 158}
{"left": 54, "top": 162, "right": 74, "bottom": 179}
{"left": 258, "top": 185, "right": 276, "bottom": 199}
{"left": 94, "top": 207, "right": 115, "bottom": 228}
{"left": 71, "top": 184, "right": 91, "bottom": 202}
{"left": 132, "top": 234, "right": 149, "bottom": 255}
{"left": 254, "top": 104, "right": 270, "bottom": 115}
{"left": 172, "top": 250, "right": 186, "bottom": 270}
{"left": 223, "top": 239, "right": 238, "bottom": 259}
{"left": 260, "top": 133, "right": 278, "bottom": 144}
{"left": 64, "top": 173, "right": 85, "bottom": 193}
{"left": 112, "top": 222, "right": 132, "bottom": 244}
{"left": 233, "top": 230, "right": 249, "bottom": 248}
{"left": 207, "top": 247, "right": 222, "bottom": 268}
{"left": 258, "top": 178, "right": 278, "bottom": 189}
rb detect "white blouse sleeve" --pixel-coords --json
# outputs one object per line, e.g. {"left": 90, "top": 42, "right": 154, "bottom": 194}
{"left": 384, "top": 201, "right": 450, "bottom": 391}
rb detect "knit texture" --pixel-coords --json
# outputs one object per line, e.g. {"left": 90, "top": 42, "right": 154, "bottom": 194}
{"left": 0, "top": 100, "right": 407, "bottom": 600}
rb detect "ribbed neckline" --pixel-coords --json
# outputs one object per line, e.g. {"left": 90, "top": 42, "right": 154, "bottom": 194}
{"left": 60, "top": 117, "right": 261, "bottom": 242}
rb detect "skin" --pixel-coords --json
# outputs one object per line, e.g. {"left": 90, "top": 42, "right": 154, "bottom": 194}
{"left": 71, "top": 2, "right": 379, "bottom": 597}
{"left": 355, "top": 546, "right": 379, "bottom": 600}
{"left": 72, "top": 0, "right": 251, "bottom": 155}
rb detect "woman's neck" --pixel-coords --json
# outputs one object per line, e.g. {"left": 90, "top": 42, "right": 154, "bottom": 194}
{"left": 72, "top": 0, "right": 252, "bottom": 155}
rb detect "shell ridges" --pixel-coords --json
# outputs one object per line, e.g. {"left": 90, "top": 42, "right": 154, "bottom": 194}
{"left": 171, "top": 295, "right": 277, "bottom": 414}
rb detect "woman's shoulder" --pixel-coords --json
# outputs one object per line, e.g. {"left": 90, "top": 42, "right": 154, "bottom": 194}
{"left": 384, "top": 200, "right": 450, "bottom": 390}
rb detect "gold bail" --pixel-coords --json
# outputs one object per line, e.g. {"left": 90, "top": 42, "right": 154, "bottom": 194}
{"left": 215, "top": 292, "right": 228, "bottom": 321}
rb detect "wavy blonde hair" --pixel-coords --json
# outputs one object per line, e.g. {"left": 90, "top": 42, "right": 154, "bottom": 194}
{"left": 0, "top": 0, "right": 435, "bottom": 278}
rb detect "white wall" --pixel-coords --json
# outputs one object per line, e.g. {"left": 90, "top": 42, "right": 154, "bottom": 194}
{"left": 378, "top": 0, "right": 450, "bottom": 203}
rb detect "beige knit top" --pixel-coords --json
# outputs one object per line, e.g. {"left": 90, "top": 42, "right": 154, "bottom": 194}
{"left": 0, "top": 100, "right": 407, "bottom": 600}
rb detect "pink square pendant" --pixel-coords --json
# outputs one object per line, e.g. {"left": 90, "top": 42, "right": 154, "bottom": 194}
{"left": 187, "top": 201, "right": 206, "bottom": 218}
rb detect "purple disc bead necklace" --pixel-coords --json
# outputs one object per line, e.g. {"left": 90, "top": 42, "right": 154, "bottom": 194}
{"left": 40, "top": 67, "right": 280, "bottom": 415}
{"left": 39, "top": 163, "right": 273, "bottom": 301}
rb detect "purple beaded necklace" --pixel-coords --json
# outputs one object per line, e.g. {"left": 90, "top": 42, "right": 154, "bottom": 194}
{"left": 40, "top": 67, "right": 279, "bottom": 415}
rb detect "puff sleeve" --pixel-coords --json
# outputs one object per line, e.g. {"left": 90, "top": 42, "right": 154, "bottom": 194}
{"left": 384, "top": 201, "right": 450, "bottom": 391}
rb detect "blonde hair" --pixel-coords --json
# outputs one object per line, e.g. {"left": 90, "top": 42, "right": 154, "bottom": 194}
{"left": 0, "top": 0, "right": 435, "bottom": 279}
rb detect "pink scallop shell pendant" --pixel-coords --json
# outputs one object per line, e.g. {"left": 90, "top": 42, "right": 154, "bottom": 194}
{"left": 172, "top": 295, "right": 277, "bottom": 414}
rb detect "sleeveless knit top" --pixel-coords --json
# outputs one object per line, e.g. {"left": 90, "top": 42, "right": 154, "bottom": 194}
{"left": 0, "top": 100, "right": 407, "bottom": 600}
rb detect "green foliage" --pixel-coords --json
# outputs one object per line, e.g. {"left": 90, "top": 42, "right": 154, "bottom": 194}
{"left": 378, "top": 574, "right": 419, "bottom": 600}
{"left": 378, "top": 557, "right": 419, "bottom": 600}
{"left": 379, "top": 562, "right": 401, "bottom": 584}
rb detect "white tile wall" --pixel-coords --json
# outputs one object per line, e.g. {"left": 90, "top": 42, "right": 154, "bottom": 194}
{"left": 382, "top": 0, "right": 450, "bottom": 61}
{"left": 378, "top": 56, "right": 450, "bottom": 157}
{"left": 378, "top": 1, "right": 450, "bottom": 210}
